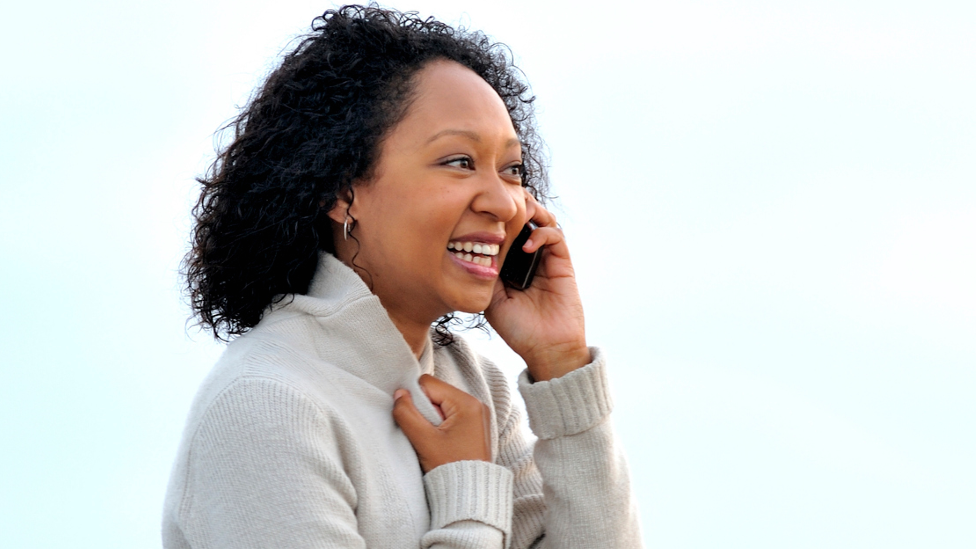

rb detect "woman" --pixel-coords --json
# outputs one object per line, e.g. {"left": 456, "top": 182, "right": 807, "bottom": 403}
{"left": 164, "top": 6, "right": 642, "bottom": 548}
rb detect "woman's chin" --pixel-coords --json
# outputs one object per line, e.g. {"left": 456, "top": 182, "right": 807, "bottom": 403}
{"left": 447, "top": 293, "right": 494, "bottom": 317}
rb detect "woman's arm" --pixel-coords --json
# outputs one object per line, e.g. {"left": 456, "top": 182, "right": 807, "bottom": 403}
{"left": 165, "top": 378, "right": 367, "bottom": 549}
{"left": 516, "top": 349, "right": 643, "bottom": 548}
{"left": 392, "top": 349, "right": 643, "bottom": 549}
{"left": 393, "top": 196, "right": 643, "bottom": 547}
{"left": 488, "top": 196, "right": 643, "bottom": 546}
{"left": 394, "top": 376, "right": 515, "bottom": 547}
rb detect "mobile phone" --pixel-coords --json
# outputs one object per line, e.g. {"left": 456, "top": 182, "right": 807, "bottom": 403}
{"left": 500, "top": 222, "right": 543, "bottom": 290}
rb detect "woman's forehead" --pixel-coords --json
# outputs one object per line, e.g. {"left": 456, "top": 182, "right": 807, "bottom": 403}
{"left": 395, "top": 61, "right": 516, "bottom": 143}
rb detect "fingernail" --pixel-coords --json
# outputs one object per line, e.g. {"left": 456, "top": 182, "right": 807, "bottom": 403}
{"left": 524, "top": 238, "right": 533, "bottom": 250}
{"left": 393, "top": 389, "right": 406, "bottom": 401}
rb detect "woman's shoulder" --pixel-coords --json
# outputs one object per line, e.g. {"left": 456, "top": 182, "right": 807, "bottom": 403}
{"left": 196, "top": 320, "right": 317, "bottom": 392}
{"left": 179, "top": 336, "right": 324, "bottom": 436}
{"left": 181, "top": 319, "right": 372, "bottom": 441}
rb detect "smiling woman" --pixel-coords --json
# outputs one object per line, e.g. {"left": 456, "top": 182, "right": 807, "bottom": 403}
{"left": 166, "top": 5, "right": 642, "bottom": 548}
{"left": 327, "top": 61, "right": 528, "bottom": 355}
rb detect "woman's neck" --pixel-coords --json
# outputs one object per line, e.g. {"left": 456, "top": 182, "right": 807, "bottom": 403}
{"left": 331, "top": 245, "right": 434, "bottom": 359}
{"left": 382, "top": 307, "right": 430, "bottom": 359}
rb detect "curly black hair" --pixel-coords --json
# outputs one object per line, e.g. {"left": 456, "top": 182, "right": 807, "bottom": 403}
{"left": 184, "top": 4, "right": 549, "bottom": 342}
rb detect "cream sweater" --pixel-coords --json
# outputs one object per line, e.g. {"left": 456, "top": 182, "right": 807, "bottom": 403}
{"left": 163, "top": 253, "right": 642, "bottom": 548}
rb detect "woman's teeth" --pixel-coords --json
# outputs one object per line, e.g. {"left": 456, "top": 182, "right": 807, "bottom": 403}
{"left": 448, "top": 241, "right": 500, "bottom": 255}
{"left": 447, "top": 241, "right": 499, "bottom": 267}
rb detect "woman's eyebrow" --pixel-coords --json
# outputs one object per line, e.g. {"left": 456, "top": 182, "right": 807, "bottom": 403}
{"left": 425, "top": 129, "right": 520, "bottom": 149}
{"left": 426, "top": 129, "right": 481, "bottom": 143}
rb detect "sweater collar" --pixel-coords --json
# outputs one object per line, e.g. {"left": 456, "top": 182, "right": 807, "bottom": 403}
{"left": 274, "top": 253, "right": 441, "bottom": 422}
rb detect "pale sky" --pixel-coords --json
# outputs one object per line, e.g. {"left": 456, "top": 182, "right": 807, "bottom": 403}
{"left": 1, "top": 1, "right": 974, "bottom": 547}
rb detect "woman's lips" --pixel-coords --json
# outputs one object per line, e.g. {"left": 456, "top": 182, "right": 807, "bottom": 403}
{"left": 447, "top": 249, "right": 499, "bottom": 278}
{"left": 446, "top": 231, "right": 505, "bottom": 277}
{"left": 449, "top": 232, "right": 505, "bottom": 245}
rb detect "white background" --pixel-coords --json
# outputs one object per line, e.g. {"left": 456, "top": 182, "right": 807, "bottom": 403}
{"left": 1, "top": 1, "right": 973, "bottom": 547}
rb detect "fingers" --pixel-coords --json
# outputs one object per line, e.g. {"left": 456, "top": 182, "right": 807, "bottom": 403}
{"left": 392, "top": 389, "right": 437, "bottom": 444}
{"left": 523, "top": 192, "right": 557, "bottom": 228}
{"left": 520, "top": 196, "right": 565, "bottom": 254}
{"left": 415, "top": 374, "right": 455, "bottom": 404}
{"left": 417, "top": 374, "right": 485, "bottom": 420}
{"left": 522, "top": 224, "right": 572, "bottom": 265}
{"left": 524, "top": 190, "right": 539, "bottom": 222}
{"left": 393, "top": 376, "right": 492, "bottom": 473}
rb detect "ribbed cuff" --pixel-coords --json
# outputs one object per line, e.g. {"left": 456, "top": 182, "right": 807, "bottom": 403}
{"left": 424, "top": 460, "right": 514, "bottom": 535}
{"left": 518, "top": 347, "right": 614, "bottom": 440}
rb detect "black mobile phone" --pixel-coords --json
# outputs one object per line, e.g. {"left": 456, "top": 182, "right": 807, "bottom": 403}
{"left": 500, "top": 222, "right": 543, "bottom": 290}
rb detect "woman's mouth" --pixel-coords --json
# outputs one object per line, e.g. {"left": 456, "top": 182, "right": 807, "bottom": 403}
{"left": 447, "top": 240, "right": 500, "bottom": 268}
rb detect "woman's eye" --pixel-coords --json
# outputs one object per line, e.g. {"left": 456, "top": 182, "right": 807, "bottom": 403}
{"left": 503, "top": 163, "right": 524, "bottom": 179}
{"left": 444, "top": 156, "right": 473, "bottom": 169}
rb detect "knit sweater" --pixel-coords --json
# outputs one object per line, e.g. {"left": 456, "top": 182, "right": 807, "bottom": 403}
{"left": 162, "top": 253, "right": 643, "bottom": 548}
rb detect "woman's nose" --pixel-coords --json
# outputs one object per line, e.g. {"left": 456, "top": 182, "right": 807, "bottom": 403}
{"left": 471, "top": 172, "right": 519, "bottom": 222}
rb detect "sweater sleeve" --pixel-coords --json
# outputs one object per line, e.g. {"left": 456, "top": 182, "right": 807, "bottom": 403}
{"left": 420, "top": 460, "right": 514, "bottom": 548}
{"left": 168, "top": 378, "right": 367, "bottom": 549}
{"left": 515, "top": 347, "right": 644, "bottom": 549}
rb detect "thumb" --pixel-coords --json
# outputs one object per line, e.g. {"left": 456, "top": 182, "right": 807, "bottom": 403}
{"left": 392, "top": 389, "right": 438, "bottom": 443}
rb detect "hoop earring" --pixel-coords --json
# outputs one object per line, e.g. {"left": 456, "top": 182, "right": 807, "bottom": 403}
{"left": 343, "top": 215, "right": 356, "bottom": 241}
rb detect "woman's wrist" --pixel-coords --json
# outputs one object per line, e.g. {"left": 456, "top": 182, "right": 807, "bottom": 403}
{"left": 525, "top": 344, "right": 591, "bottom": 382}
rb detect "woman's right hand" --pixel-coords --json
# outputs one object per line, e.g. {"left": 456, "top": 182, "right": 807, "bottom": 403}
{"left": 392, "top": 375, "right": 492, "bottom": 473}
{"left": 486, "top": 194, "right": 590, "bottom": 382}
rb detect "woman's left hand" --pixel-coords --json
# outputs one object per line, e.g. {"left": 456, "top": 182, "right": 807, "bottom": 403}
{"left": 485, "top": 195, "right": 590, "bottom": 382}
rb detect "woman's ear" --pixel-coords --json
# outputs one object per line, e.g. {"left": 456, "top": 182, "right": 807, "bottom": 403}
{"left": 325, "top": 188, "right": 354, "bottom": 224}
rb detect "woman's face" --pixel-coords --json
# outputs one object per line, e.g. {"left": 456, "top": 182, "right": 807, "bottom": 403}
{"left": 333, "top": 60, "right": 528, "bottom": 326}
